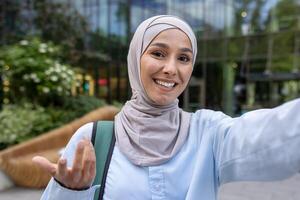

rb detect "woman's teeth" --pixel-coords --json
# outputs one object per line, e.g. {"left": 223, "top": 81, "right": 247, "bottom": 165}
{"left": 155, "top": 79, "right": 175, "bottom": 88}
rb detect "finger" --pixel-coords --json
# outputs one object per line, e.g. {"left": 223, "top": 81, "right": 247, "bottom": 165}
{"left": 82, "top": 141, "right": 96, "bottom": 183}
{"left": 71, "top": 140, "right": 85, "bottom": 182}
{"left": 87, "top": 140, "right": 96, "bottom": 177}
{"left": 87, "top": 157, "right": 96, "bottom": 183}
{"left": 57, "top": 158, "right": 68, "bottom": 178}
{"left": 32, "top": 156, "right": 57, "bottom": 176}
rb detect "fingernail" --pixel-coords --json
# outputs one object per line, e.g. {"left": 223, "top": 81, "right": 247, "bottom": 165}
{"left": 60, "top": 158, "right": 66, "bottom": 165}
{"left": 78, "top": 141, "right": 85, "bottom": 149}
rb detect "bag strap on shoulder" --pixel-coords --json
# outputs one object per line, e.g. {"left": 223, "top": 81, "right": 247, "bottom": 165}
{"left": 91, "top": 121, "right": 115, "bottom": 200}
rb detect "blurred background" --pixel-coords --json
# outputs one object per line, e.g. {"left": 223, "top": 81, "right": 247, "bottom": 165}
{"left": 0, "top": 0, "right": 300, "bottom": 199}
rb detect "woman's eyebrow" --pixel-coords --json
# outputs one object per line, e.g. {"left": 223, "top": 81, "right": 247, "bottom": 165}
{"left": 181, "top": 47, "right": 193, "bottom": 54}
{"left": 150, "top": 42, "right": 192, "bottom": 54}
{"left": 150, "top": 42, "right": 169, "bottom": 49}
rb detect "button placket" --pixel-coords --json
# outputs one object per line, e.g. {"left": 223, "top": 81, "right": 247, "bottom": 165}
{"left": 149, "top": 166, "right": 166, "bottom": 200}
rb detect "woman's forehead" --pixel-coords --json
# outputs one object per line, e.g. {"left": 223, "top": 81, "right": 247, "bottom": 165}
{"left": 148, "top": 29, "right": 193, "bottom": 51}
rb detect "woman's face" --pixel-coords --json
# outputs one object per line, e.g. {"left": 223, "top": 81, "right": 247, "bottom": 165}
{"left": 140, "top": 28, "right": 193, "bottom": 106}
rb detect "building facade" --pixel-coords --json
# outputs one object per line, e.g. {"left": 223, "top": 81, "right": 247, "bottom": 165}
{"left": 1, "top": 0, "right": 300, "bottom": 114}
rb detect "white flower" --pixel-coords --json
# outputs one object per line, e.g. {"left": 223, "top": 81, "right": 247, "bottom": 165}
{"left": 61, "top": 73, "right": 67, "bottom": 79}
{"left": 67, "top": 70, "right": 74, "bottom": 75}
{"left": 45, "top": 70, "right": 51, "bottom": 75}
{"left": 3, "top": 98, "right": 9, "bottom": 104}
{"left": 40, "top": 43, "right": 48, "bottom": 49}
{"left": 42, "top": 87, "right": 50, "bottom": 93}
{"left": 30, "top": 73, "right": 37, "bottom": 79}
{"left": 9, "top": 134, "right": 17, "bottom": 141}
{"left": 50, "top": 76, "right": 58, "bottom": 82}
{"left": 61, "top": 65, "right": 67, "bottom": 71}
{"left": 57, "top": 86, "right": 63, "bottom": 92}
{"left": 27, "top": 58, "right": 34, "bottom": 63}
{"left": 48, "top": 47, "right": 54, "bottom": 52}
{"left": 20, "top": 40, "right": 29, "bottom": 46}
{"left": 66, "top": 77, "right": 73, "bottom": 85}
{"left": 33, "top": 78, "right": 40, "bottom": 83}
{"left": 20, "top": 86, "right": 25, "bottom": 92}
{"left": 54, "top": 62, "right": 60, "bottom": 68}
{"left": 45, "top": 59, "right": 51, "bottom": 64}
{"left": 39, "top": 43, "right": 48, "bottom": 53}
{"left": 47, "top": 67, "right": 54, "bottom": 73}
{"left": 39, "top": 48, "right": 47, "bottom": 53}
{"left": 23, "top": 74, "right": 29, "bottom": 80}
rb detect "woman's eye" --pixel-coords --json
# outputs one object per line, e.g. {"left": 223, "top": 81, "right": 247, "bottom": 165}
{"left": 151, "top": 51, "right": 164, "bottom": 58}
{"left": 179, "top": 55, "right": 191, "bottom": 63}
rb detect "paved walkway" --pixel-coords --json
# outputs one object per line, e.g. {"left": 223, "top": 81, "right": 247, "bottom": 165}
{"left": 0, "top": 174, "right": 300, "bottom": 200}
{"left": 0, "top": 187, "right": 43, "bottom": 200}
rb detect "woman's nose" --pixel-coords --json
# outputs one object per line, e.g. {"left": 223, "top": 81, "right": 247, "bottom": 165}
{"left": 162, "top": 58, "right": 177, "bottom": 76}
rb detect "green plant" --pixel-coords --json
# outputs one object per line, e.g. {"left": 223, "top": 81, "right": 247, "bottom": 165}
{"left": 61, "top": 95, "right": 106, "bottom": 118}
{"left": 0, "top": 95, "right": 107, "bottom": 150}
{"left": 0, "top": 104, "right": 53, "bottom": 150}
{"left": 112, "top": 100, "right": 123, "bottom": 109}
{"left": 0, "top": 38, "right": 76, "bottom": 106}
{"left": 42, "top": 95, "right": 107, "bottom": 131}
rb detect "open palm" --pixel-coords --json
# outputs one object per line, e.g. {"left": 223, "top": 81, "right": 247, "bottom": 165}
{"left": 32, "top": 139, "right": 96, "bottom": 190}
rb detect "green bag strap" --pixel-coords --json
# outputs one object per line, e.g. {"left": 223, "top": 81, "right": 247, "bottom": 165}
{"left": 91, "top": 121, "right": 115, "bottom": 200}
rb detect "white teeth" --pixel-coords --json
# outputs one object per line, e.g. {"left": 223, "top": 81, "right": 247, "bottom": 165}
{"left": 155, "top": 80, "right": 175, "bottom": 88}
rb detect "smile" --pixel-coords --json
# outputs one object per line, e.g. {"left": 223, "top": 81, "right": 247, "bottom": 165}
{"left": 154, "top": 79, "right": 176, "bottom": 88}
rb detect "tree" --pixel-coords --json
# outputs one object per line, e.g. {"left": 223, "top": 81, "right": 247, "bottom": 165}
{"left": 33, "top": 0, "right": 89, "bottom": 66}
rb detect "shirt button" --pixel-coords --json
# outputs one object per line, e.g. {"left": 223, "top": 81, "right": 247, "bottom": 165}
{"left": 155, "top": 185, "right": 160, "bottom": 191}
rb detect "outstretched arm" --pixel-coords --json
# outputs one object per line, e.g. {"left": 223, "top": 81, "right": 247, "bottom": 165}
{"left": 212, "top": 98, "right": 300, "bottom": 185}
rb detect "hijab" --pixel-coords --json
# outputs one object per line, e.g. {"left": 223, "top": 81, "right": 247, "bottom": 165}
{"left": 114, "top": 15, "right": 197, "bottom": 166}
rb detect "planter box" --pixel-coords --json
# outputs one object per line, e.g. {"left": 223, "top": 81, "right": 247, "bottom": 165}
{"left": 0, "top": 106, "right": 119, "bottom": 189}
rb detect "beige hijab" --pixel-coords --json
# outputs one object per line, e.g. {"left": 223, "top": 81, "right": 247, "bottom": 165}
{"left": 114, "top": 15, "right": 197, "bottom": 166}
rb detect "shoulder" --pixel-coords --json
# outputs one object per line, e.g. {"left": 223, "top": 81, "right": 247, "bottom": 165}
{"left": 66, "top": 122, "right": 94, "bottom": 148}
{"left": 61, "top": 122, "right": 94, "bottom": 162}
{"left": 188, "top": 109, "right": 234, "bottom": 143}
{"left": 72, "top": 122, "right": 94, "bottom": 140}
{"left": 191, "top": 109, "right": 231, "bottom": 127}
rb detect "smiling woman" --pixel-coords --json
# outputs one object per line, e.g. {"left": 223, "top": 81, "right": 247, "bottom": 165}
{"left": 35, "top": 15, "right": 300, "bottom": 200}
{"left": 140, "top": 29, "right": 193, "bottom": 106}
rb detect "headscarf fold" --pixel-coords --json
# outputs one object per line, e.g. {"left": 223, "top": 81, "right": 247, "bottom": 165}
{"left": 114, "top": 15, "right": 197, "bottom": 166}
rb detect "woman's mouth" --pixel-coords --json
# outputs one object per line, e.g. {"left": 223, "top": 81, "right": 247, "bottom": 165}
{"left": 154, "top": 79, "right": 176, "bottom": 88}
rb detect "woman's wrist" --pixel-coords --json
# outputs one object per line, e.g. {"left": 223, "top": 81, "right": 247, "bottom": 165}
{"left": 54, "top": 178, "right": 90, "bottom": 191}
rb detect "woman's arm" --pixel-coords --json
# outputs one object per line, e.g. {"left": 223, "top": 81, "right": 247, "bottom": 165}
{"left": 35, "top": 123, "right": 99, "bottom": 200}
{"left": 212, "top": 98, "right": 300, "bottom": 185}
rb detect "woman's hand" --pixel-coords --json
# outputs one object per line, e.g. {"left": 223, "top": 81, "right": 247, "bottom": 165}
{"left": 32, "top": 139, "right": 96, "bottom": 190}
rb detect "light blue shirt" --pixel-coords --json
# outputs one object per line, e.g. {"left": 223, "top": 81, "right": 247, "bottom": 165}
{"left": 41, "top": 99, "right": 300, "bottom": 200}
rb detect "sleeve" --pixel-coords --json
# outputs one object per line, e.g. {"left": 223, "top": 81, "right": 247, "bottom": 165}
{"left": 212, "top": 98, "right": 300, "bottom": 185}
{"left": 40, "top": 122, "right": 100, "bottom": 200}
{"left": 41, "top": 178, "right": 99, "bottom": 200}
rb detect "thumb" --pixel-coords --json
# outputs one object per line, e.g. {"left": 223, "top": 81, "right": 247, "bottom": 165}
{"left": 32, "top": 156, "right": 57, "bottom": 177}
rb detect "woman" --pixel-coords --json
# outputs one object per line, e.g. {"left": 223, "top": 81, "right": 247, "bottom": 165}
{"left": 34, "top": 15, "right": 300, "bottom": 200}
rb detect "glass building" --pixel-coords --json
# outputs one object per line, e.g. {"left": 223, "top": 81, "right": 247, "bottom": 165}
{"left": 1, "top": 0, "right": 300, "bottom": 115}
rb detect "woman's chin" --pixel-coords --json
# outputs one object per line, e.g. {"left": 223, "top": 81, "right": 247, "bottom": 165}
{"left": 151, "top": 96, "right": 175, "bottom": 106}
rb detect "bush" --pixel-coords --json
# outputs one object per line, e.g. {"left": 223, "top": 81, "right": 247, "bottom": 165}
{"left": 0, "top": 38, "right": 76, "bottom": 106}
{"left": 61, "top": 95, "right": 106, "bottom": 118}
{"left": 0, "top": 104, "right": 53, "bottom": 150}
{"left": 0, "top": 95, "right": 107, "bottom": 150}
{"left": 44, "top": 95, "right": 106, "bottom": 128}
